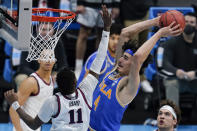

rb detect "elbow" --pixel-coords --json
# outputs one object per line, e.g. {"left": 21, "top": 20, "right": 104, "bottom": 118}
{"left": 89, "top": 70, "right": 99, "bottom": 80}
{"left": 133, "top": 53, "right": 144, "bottom": 67}
{"left": 120, "top": 29, "right": 131, "bottom": 40}
{"left": 30, "top": 124, "right": 40, "bottom": 130}
{"left": 26, "top": 119, "right": 41, "bottom": 130}
{"left": 120, "top": 29, "right": 126, "bottom": 36}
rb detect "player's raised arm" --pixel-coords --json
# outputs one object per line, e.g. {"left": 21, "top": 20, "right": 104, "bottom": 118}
{"left": 134, "top": 22, "right": 182, "bottom": 70}
{"left": 89, "top": 5, "right": 112, "bottom": 79}
{"left": 78, "top": 5, "right": 112, "bottom": 107}
{"left": 118, "top": 22, "right": 182, "bottom": 105}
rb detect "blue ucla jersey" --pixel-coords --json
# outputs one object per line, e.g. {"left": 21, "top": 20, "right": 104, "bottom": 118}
{"left": 89, "top": 70, "right": 128, "bottom": 131}
{"left": 77, "top": 50, "right": 115, "bottom": 87}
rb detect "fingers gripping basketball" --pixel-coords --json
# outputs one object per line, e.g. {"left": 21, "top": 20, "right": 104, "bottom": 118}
{"left": 159, "top": 10, "right": 185, "bottom": 30}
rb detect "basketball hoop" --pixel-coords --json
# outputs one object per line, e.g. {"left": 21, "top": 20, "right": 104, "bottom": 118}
{"left": 26, "top": 8, "right": 76, "bottom": 62}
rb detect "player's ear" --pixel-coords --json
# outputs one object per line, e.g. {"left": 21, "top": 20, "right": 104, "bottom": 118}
{"left": 173, "top": 118, "right": 177, "bottom": 127}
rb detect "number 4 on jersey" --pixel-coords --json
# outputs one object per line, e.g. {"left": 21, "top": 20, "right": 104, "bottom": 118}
{"left": 94, "top": 95, "right": 101, "bottom": 111}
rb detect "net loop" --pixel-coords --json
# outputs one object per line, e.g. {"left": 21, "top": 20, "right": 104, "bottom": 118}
{"left": 26, "top": 8, "right": 76, "bottom": 62}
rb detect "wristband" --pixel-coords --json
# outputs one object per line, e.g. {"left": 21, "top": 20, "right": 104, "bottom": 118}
{"left": 12, "top": 101, "right": 20, "bottom": 111}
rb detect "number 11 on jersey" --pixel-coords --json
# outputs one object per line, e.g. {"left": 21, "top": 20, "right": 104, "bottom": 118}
{"left": 68, "top": 108, "right": 83, "bottom": 124}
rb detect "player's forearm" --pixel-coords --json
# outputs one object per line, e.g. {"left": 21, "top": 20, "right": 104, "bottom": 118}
{"left": 90, "top": 31, "right": 110, "bottom": 75}
{"left": 134, "top": 30, "right": 162, "bottom": 66}
{"left": 15, "top": 108, "right": 40, "bottom": 130}
{"left": 115, "top": 35, "right": 125, "bottom": 64}
{"left": 121, "top": 17, "right": 159, "bottom": 39}
{"left": 9, "top": 107, "right": 23, "bottom": 131}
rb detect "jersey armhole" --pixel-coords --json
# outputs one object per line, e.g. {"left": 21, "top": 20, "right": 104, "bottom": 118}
{"left": 100, "top": 60, "right": 107, "bottom": 74}
{"left": 52, "top": 95, "right": 61, "bottom": 118}
{"left": 30, "top": 76, "right": 40, "bottom": 96}
{"left": 78, "top": 88, "right": 92, "bottom": 110}
{"left": 115, "top": 78, "right": 128, "bottom": 108}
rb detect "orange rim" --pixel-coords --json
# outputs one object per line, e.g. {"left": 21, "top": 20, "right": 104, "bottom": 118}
{"left": 32, "top": 8, "right": 76, "bottom": 22}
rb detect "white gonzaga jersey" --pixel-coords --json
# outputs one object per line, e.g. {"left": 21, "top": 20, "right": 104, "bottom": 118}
{"left": 51, "top": 88, "right": 91, "bottom": 131}
{"left": 18, "top": 73, "right": 54, "bottom": 131}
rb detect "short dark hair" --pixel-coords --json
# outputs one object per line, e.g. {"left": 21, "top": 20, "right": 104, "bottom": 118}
{"left": 185, "top": 12, "right": 196, "bottom": 18}
{"left": 159, "top": 99, "right": 181, "bottom": 127}
{"left": 122, "top": 40, "right": 152, "bottom": 69}
{"left": 122, "top": 39, "right": 139, "bottom": 53}
{"left": 56, "top": 67, "right": 76, "bottom": 95}
{"left": 110, "top": 23, "right": 123, "bottom": 36}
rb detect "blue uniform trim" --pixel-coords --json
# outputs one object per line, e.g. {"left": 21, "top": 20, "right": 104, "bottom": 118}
{"left": 125, "top": 49, "right": 134, "bottom": 56}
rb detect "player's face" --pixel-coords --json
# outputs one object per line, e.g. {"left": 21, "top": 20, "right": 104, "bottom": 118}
{"left": 39, "top": 23, "right": 54, "bottom": 38}
{"left": 185, "top": 15, "right": 196, "bottom": 27}
{"left": 38, "top": 50, "right": 56, "bottom": 71}
{"left": 108, "top": 34, "right": 120, "bottom": 54}
{"left": 117, "top": 52, "right": 132, "bottom": 76}
{"left": 157, "top": 109, "right": 177, "bottom": 130}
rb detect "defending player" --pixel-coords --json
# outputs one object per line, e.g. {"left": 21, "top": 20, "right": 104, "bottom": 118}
{"left": 9, "top": 49, "right": 56, "bottom": 131}
{"left": 5, "top": 5, "right": 112, "bottom": 131}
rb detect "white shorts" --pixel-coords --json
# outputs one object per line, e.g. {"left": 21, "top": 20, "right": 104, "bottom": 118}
{"left": 77, "top": 7, "right": 111, "bottom": 28}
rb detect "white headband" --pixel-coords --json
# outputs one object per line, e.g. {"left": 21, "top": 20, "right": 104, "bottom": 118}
{"left": 160, "top": 105, "right": 177, "bottom": 120}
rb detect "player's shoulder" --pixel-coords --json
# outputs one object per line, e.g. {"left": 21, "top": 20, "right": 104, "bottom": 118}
{"left": 18, "top": 76, "right": 38, "bottom": 92}
{"left": 41, "top": 95, "right": 59, "bottom": 109}
{"left": 46, "top": 95, "right": 58, "bottom": 103}
{"left": 87, "top": 52, "right": 98, "bottom": 62}
{"left": 19, "top": 75, "right": 36, "bottom": 84}
{"left": 84, "top": 51, "right": 98, "bottom": 69}
{"left": 24, "top": 76, "right": 38, "bottom": 85}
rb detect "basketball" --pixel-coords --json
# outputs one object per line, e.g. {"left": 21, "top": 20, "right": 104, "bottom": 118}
{"left": 159, "top": 10, "right": 185, "bottom": 30}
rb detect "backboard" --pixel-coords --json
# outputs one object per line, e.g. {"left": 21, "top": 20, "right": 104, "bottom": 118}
{"left": 0, "top": 0, "right": 32, "bottom": 51}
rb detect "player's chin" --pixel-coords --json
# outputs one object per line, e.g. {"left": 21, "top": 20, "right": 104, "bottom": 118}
{"left": 117, "top": 66, "right": 122, "bottom": 73}
{"left": 112, "top": 49, "right": 116, "bottom": 53}
{"left": 44, "top": 66, "right": 52, "bottom": 71}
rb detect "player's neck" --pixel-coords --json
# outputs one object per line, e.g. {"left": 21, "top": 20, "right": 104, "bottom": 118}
{"left": 36, "top": 69, "right": 51, "bottom": 80}
{"left": 108, "top": 48, "right": 115, "bottom": 58}
{"left": 65, "top": 92, "right": 76, "bottom": 99}
{"left": 158, "top": 127, "right": 174, "bottom": 131}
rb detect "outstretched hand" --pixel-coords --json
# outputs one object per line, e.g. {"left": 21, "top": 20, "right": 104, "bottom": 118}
{"left": 100, "top": 5, "right": 112, "bottom": 31}
{"left": 4, "top": 89, "right": 18, "bottom": 106}
{"left": 159, "top": 22, "right": 183, "bottom": 37}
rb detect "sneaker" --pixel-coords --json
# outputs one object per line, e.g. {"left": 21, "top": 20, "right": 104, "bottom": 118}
{"left": 141, "top": 80, "right": 153, "bottom": 93}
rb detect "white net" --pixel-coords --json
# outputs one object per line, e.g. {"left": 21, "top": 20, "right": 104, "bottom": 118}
{"left": 26, "top": 9, "right": 75, "bottom": 62}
